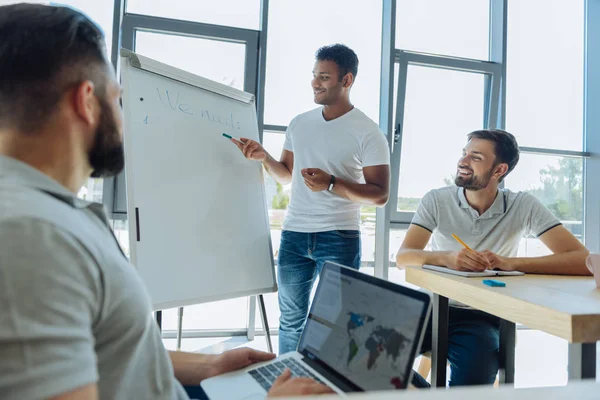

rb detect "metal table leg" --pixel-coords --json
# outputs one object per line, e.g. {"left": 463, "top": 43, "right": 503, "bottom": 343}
{"left": 498, "top": 319, "right": 516, "bottom": 384}
{"left": 432, "top": 294, "right": 449, "bottom": 388}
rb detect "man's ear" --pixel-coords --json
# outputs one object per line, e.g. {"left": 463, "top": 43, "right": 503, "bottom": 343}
{"left": 342, "top": 73, "right": 354, "bottom": 88}
{"left": 494, "top": 163, "right": 509, "bottom": 180}
{"left": 72, "top": 80, "right": 97, "bottom": 127}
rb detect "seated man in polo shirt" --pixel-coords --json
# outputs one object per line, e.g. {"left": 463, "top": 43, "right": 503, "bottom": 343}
{"left": 396, "top": 128, "right": 590, "bottom": 387}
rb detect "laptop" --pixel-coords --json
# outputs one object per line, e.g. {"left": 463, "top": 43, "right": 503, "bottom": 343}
{"left": 201, "top": 261, "right": 432, "bottom": 399}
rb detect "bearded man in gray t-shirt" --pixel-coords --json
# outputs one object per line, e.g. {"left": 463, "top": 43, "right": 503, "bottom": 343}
{"left": 396, "top": 129, "right": 590, "bottom": 387}
{"left": 0, "top": 4, "right": 332, "bottom": 399}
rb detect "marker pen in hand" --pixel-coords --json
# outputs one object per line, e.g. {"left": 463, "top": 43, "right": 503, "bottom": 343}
{"left": 222, "top": 133, "right": 245, "bottom": 143}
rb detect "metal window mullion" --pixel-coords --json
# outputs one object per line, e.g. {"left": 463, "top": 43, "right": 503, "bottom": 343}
{"left": 263, "top": 124, "right": 287, "bottom": 133}
{"left": 388, "top": 54, "right": 408, "bottom": 223}
{"left": 122, "top": 13, "right": 258, "bottom": 43}
{"left": 255, "top": 0, "right": 269, "bottom": 143}
{"left": 584, "top": 0, "right": 600, "bottom": 252}
{"left": 375, "top": 0, "right": 396, "bottom": 280}
{"left": 519, "top": 147, "right": 589, "bottom": 158}
{"left": 396, "top": 50, "right": 501, "bottom": 75}
{"left": 489, "top": 0, "right": 507, "bottom": 129}
{"left": 102, "top": 0, "right": 126, "bottom": 218}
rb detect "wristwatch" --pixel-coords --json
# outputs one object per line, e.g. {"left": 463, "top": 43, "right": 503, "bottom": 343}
{"left": 327, "top": 175, "right": 335, "bottom": 192}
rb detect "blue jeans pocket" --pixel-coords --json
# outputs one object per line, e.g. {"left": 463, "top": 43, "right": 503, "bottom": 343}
{"left": 333, "top": 229, "right": 361, "bottom": 239}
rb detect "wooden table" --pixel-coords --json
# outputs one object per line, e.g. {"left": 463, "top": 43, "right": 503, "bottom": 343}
{"left": 405, "top": 267, "right": 600, "bottom": 387}
{"left": 283, "top": 380, "right": 600, "bottom": 400}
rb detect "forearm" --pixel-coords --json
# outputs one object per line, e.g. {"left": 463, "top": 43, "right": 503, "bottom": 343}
{"left": 262, "top": 153, "right": 292, "bottom": 185}
{"left": 169, "top": 350, "right": 218, "bottom": 385}
{"left": 332, "top": 177, "right": 389, "bottom": 206}
{"left": 510, "top": 249, "right": 591, "bottom": 275}
{"left": 396, "top": 248, "right": 452, "bottom": 269}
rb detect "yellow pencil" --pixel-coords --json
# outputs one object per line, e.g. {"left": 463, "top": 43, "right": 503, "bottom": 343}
{"left": 452, "top": 234, "right": 473, "bottom": 251}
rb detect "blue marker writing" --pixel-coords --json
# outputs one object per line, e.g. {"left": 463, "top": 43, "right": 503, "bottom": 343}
{"left": 222, "top": 133, "right": 245, "bottom": 143}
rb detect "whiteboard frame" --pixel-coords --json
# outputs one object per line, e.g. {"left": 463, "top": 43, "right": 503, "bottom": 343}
{"left": 120, "top": 48, "right": 277, "bottom": 310}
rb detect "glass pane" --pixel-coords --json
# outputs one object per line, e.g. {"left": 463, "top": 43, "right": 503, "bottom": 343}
{"left": 134, "top": 31, "right": 245, "bottom": 90}
{"left": 182, "top": 298, "right": 248, "bottom": 330}
{"left": 506, "top": 0, "right": 584, "bottom": 151}
{"left": 77, "top": 178, "right": 103, "bottom": 202}
{"left": 111, "top": 219, "right": 131, "bottom": 258}
{"left": 396, "top": 66, "right": 486, "bottom": 212}
{"left": 504, "top": 153, "right": 584, "bottom": 255}
{"left": 388, "top": 228, "right": 431, "bottom": 289}
{"left": 260, "top": 131, "right": 288, "bottom": 330}
{"left": 126, "top": 0, "right": 261, "bottom": 30}
{"left": 395, "top": 0, "right": 489, "bottom": 60}
{"left": 264, "top": 0, "right": 383, "bottom": 126}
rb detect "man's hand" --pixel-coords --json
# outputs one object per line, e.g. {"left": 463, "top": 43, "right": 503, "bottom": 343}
{"left": 267, "top": 369, "right": 334, "bottom": 397}
{"left": 301, "top": 168, "right": 330, "bottom": 192}
{"left": 211, "top": 348, "right": 276, "bottom": 377}
{"left": 481, "top": 250, "right": 515, "bottom": 271}
{"left": 231, "top": 138, "right": 267, "bottom": 162}
{"left": 445, "top": 248, "right": 490, "bottom": 272}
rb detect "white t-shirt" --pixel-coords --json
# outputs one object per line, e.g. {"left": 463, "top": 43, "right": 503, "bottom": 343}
{"left": 282, "top": 107, "right": 390, "bottom": 233}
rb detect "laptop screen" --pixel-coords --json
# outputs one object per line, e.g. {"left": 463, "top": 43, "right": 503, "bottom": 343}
{"left": 297, "top": 263, "right": 429, "bottom": 391}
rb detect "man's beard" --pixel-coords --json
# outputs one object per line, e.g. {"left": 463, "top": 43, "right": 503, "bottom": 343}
{"left": 89, "top": 97, "right": 124, "bottom": 178}
{"left": 454, "top": 167, "right": 494, "bottom": 191}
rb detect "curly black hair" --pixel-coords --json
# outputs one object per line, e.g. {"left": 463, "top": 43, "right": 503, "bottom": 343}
{"left": 315, "top": 44, "right": 359, "bottom": 81}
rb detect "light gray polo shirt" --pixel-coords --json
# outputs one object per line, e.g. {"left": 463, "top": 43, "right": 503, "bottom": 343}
{"left": 412, "top": 186, "right": 561, "bottom": 257}
{"left": 0, "top": 156, "right": 188, "bottom": 400}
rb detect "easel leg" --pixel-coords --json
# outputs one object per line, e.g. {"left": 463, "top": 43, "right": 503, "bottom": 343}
{"left": 258, "top": 294, "right": 273, "bottom": 353}
{"left": 177, "top": 307, "right": 184, "bottom": 351}
{"left": 247, "top": 296, "right": 257, "bottom": 341}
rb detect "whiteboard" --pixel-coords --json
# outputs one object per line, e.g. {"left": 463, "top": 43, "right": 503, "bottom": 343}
{"left": 120, "top": 49, "right": 276, "bottom": 310}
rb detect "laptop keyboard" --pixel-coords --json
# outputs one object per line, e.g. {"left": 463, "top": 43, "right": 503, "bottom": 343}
{"left": 247, "top": 357, "right": 324, "bottom": 392}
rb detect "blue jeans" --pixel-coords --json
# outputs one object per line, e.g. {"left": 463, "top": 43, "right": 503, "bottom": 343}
{"left": 277, "top": 230, "right": 361, "bottom": 355}
{"left": 412, "top": 307, "right": 500, "bottom": 387}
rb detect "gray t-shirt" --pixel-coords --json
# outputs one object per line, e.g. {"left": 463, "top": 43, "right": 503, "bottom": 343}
{"left": 412, "top": 186, "right": 561, "bottom": 257}
{"left": 0, "top": 156, "right": 188, "bottom": 400}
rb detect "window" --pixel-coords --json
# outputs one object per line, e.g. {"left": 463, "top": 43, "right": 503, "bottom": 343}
{"left": 395, "top": 0, "right": 489, "bottom": 60}
{"left": 264, "top": 0, "right": 383, "bottom": 126}
{"left": 134, "top": 31, "right": 246, "bottom": 90}
{"left": 262, "top": 131, "right": 290, "bottom": 265}
{"left": 506, "top": 0, "right": 584, "bottom": 151}
{"left": 396, "top": 66, "right": 487, "bottom": 212}
{"left": 125, "top": 0, "right": 261, "bottom": 30}
{"left": 505, "top": 153, "right": 583, "bottom": 257}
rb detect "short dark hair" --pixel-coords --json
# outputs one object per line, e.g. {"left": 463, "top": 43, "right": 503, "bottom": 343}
{"left": 0, "top": 3, "right": 108, "bottom": 133}
{"left": 467, "top": 129, "right": 520, "bottom": 182}
{"left": 315, "top": 44, "right": 359, "bottom": 81}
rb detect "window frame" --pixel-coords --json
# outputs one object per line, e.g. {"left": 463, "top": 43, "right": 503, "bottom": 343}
{"left": 389, "top": 50, "right": 503, "bottom": 224}
{"left": 104, "top": 11, "right": 264, "bottom": 219}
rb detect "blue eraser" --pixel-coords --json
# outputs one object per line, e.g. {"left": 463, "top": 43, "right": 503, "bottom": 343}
{"left": 483, "top": 279, "right": 506, "bottom": 287}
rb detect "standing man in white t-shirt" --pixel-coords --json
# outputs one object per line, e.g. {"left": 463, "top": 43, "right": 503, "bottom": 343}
{"left": 232, "top": 44, "right": 391, "bottom": 354}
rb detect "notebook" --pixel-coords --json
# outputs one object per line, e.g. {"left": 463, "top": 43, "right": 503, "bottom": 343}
{"left": 423, "top": 264, "right": 525, "bottom": 277}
